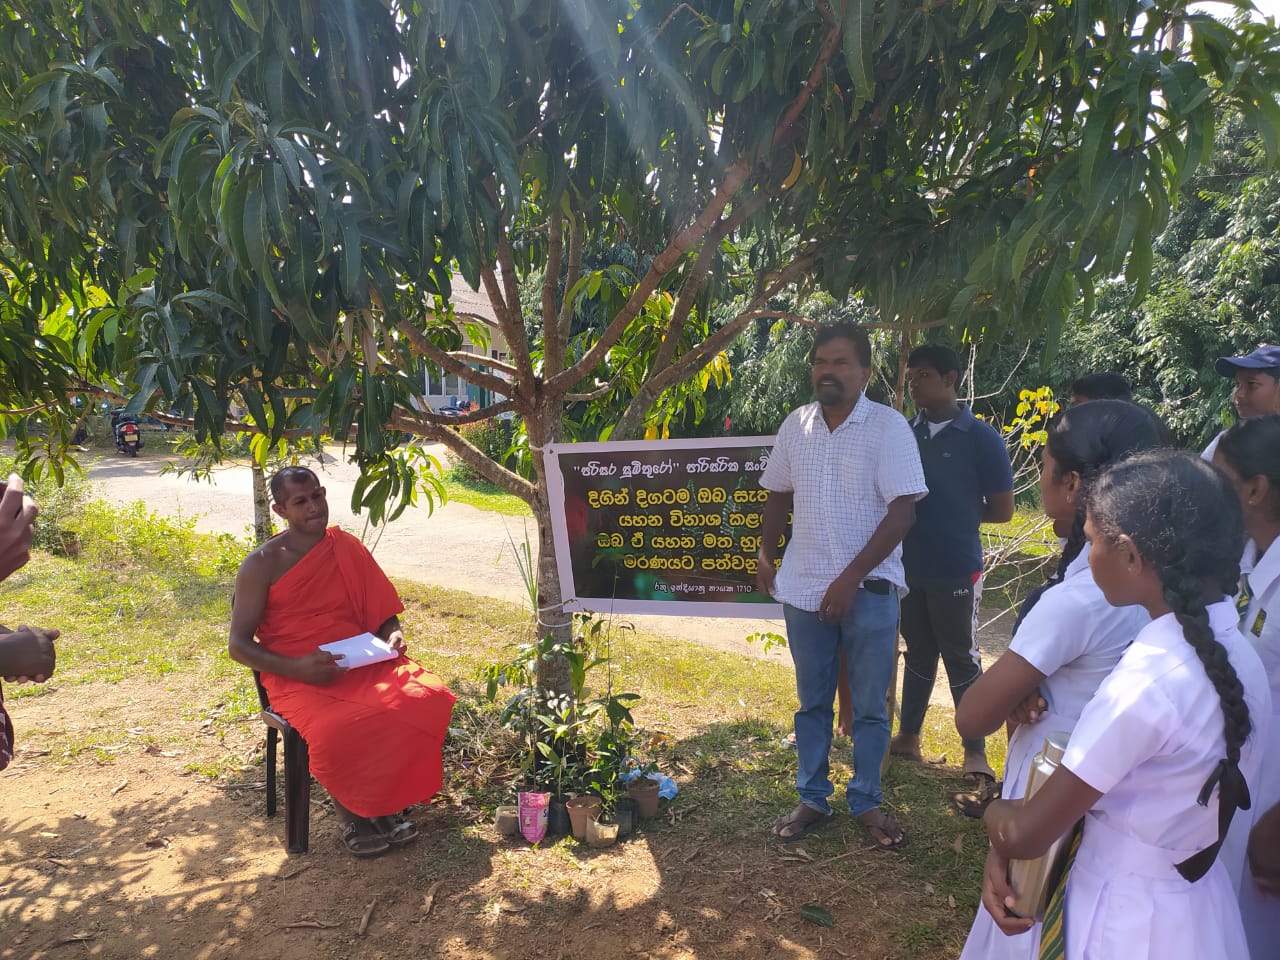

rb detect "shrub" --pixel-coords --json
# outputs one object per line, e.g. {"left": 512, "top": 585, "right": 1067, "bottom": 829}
{"left": 75, "top": 499, "right": 249, "bottom": 578}
{"left": 446, "top": 418, "right": 519, "bottom": 483}
{"left": 0, "top": 456, "right": 91, "bottom": 556}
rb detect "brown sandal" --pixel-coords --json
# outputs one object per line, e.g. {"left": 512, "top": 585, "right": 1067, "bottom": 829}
{"left": 338, "top": 819, "right": 391, "bottom": 858}
{"left": 857, "top": 807, "right": 907, "bottom": 849}
{"left": 771, "top": 803, "right": 833, "bottom": 842}
{"left": 374, "top": 813, "right": 419, "bottom": 847}
{"left": 952, "top": 774, "right": 1001, "bottom": 819}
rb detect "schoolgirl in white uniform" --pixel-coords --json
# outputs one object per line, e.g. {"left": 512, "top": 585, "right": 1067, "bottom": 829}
{"left": 983, "top": 450, "right": 1271, "bottom": 960}
{"left": 957, "top": 400, "right": 1168, "bottom": 960}
{"left": 1215, "top": 414, "right": 1280, "bottom": 958}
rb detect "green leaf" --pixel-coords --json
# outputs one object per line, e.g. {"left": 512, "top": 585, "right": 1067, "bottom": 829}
{"left": 218, "top": 50, "right": 259, "bottom": 105}
{"left": 242, "top": 187, "right": 270, "bottom": 273}
{"left": 842, "top": 0, "right": 876, "bottom": 105}
{"left": 800, "top": 904, "right": 834, "bottom": 927}
{"left": 228, "top": 0, "right": 262, "bottom": 34}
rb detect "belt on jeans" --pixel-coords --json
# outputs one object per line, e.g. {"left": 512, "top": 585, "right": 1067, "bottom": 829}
{"left": 861, "top": 578, "right": 892, "bottom": 595}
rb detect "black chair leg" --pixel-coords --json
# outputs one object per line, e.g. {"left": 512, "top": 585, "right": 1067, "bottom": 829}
{"left": 283, "top": 731, "right": 311, "bottom": 854}
{"left": 264, "top": 726, "right": 278, "bottom": 819}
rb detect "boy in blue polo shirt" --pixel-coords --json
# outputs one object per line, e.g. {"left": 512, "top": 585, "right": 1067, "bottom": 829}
{"left": 889, "top": 344, "right": 1014, "bottom": 810}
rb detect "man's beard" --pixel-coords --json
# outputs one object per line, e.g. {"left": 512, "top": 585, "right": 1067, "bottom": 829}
{"left": 815, "top": 380, "right": 845, "bottom": 406}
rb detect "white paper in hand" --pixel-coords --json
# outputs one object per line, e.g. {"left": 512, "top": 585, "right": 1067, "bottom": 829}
{"left": 318, "top": 632, "right": 399, "bottom": 670}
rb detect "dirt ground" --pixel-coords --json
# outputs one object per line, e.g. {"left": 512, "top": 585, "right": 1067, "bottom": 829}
{"left": 3, "top": 676, "right": 961, "bottom": 960}
{"left": 1, "top": 443, "right": 1013, "bottom": 958}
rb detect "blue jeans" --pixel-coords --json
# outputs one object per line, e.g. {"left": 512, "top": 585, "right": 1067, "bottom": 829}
{"left": 784, "top": 591, "right": 899, "bottom": 816}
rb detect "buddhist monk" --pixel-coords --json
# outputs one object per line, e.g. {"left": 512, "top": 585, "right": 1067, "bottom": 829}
{"left": 229, "top": 466, "right": 455, "bottom": 857}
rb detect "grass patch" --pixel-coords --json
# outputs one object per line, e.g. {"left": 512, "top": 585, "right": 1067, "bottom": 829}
{"left": 439, "top": 472, "right": 533, "bottom": 517}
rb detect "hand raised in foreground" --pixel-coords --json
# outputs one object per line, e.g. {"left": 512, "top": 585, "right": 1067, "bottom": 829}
{"left": 292, "top": 649, "right": 347, "bottom": 685}
{"left": 1, "top": 626, "right": 59, "bottom": 683}
{"left": 980, "top": 845, "right": 1035, "bottom": 936}
{"left": 0, "top": 476, "right": 38, "bottom": 582}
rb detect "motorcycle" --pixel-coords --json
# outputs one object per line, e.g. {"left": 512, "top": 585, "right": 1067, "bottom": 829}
{"left": 111, "top": 411, "right": 143, "bottom": 457}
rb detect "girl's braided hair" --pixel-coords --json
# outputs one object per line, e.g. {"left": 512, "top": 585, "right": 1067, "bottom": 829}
{"left": 1014, "top": 400, "right": 1171, "bottom": 629}
{"left": 1087, "top": 450, "right": 1252, "bottom": 824}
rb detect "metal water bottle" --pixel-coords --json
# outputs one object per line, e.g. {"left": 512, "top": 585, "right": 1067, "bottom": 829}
{"left": 1008, "top": 732, "right": 1072, "bottom": 919}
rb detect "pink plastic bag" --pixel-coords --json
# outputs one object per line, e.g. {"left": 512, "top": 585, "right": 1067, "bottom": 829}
{"left": 518, "top": 791, "right": 550, "bottom": 844}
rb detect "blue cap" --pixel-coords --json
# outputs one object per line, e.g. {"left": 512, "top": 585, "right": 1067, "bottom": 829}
{"left": 1215, "top": 345, "right": 1280, "bottom": 377}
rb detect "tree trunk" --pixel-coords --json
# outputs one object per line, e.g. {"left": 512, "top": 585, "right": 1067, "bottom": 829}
{"left": 251, "top": 459, "right": 273, "bottom": 545}
{"left": 526, "top": 401, "right": 574, "bottom": 696}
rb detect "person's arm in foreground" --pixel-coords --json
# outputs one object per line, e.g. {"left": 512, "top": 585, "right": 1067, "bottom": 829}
{"left": 818, "top": 495, "right": 916, "bottom": 622}
{"left": 955, "top": 651, "right": 1048, "bottom": 740}
{"left": 227, "top": 554, "right": 346, "bottom": 684}
{"left": 1249, "top": 800, "right": 1280, "bottom": 898}
{"left": 756, "top": 490, "right": 793, "bottom": 598}
{"left": 0, "top": 475, "right": 38, "bottom": 582}
{"left": 980, "top": 767, "right": 1102, "bottom": 935}
{"left": 0, "top": 625, "right": 58, "bottom": 682}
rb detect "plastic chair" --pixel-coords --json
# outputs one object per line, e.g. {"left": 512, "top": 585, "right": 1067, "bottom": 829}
{"left": 253, "top": 671, "right": 311, "bottom": 853}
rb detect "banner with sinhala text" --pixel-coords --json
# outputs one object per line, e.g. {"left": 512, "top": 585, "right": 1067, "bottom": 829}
{"left": 544, "top": 437, "right": 789, "bottom": 617}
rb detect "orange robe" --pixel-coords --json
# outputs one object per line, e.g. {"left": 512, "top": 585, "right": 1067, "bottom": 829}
{"left": 255, "top": 527, "right": 455, "bottom": 818}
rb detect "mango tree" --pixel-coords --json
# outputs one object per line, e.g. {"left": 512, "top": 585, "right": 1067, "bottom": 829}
{"left": 2, "top": 0, "right": 1278, "bottom": 690}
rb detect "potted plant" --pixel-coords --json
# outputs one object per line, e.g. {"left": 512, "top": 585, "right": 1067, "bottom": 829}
{"left": 565, "top": 794, "right": 601, "bottom": 839}
{"left": 584, "top": 814, "right": 619, "bottom": 848}
{"left": 536, "top": 694, "right": 583, "bottom": 836}
{"left": 626, "top": 762, "right": 662, "bottom": 819}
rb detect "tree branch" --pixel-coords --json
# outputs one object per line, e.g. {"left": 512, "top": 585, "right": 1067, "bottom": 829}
{"left": 612, "top": 253, "right": 816, "bottom": 438}
{"left": 544, "top": 5, "right": 841, "bottom": 399}
{"left": 481, "top": 255, "right": 537, "bottom": 389}
{"left": 395, "top": 321, "right": 511, "bottom": 396}
{"left": 651, "top": 191, "right": 771, "bottom": 376}
{"left": 542, "top": 216, "right": 565, "bottom": 376}
{"left": 773, "top": 1, "right": 843, "bottom": 147}
{"left": 556, "top": 216, "right": 584, "bottom": 358}
{"left": 545, "top": 160, "right": 752, "bottom": 396}
{"left": 446, "top": 350, "right": 519, "bottom": 378}
{"left": 389, "top": 407, "right": 535, "bottom": 501}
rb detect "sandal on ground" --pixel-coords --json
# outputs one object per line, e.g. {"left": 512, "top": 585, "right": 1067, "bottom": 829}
{"left": 338, "top": 819, "right": 391, "bottom": 858}
{"left": 374, "top": 813, "right": 419, "bottom": 847}
{"left": 857, "top": 807, "right": 907, "bottom": 849}
{"left": 771, "top": 803, "right": 833, "bottom": 843}
{"left": 952, "top": 773, "right": 1001, "bottom": 819}
{"left": 961, "top": 758, "right": 998, "bottom": 782}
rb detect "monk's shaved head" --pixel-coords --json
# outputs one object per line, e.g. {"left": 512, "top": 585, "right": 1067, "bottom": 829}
{"left": 269, "top": 466, "right": 320, "bottom": 504}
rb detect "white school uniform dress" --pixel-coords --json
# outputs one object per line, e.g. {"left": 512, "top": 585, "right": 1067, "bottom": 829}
{"left": 959, "top": 545, "right": 1150, "bottom": 960}
{"left": 1062, "top": 602, "right": 1271, "bottom": 960}
{"left": 1222, "top": 536, "right": 1280, "bottom": 960}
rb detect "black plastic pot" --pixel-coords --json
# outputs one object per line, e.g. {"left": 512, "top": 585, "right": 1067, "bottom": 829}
{"left": 614, "top": 797, "right": 637, "bottom": 838}
{"left": 548, "top": 794, "right": 572, "bottom": 836}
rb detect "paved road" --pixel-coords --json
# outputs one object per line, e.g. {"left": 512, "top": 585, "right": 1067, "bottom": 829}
{"left": 83, "top": 445, "right": 792, "bottom": 664}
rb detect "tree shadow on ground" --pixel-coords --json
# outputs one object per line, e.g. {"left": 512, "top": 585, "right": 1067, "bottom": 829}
{"left": 2, "top": 710, "right": 984, "bottom": 960}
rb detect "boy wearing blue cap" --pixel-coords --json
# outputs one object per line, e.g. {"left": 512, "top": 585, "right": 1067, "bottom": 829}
{"left": 1203, "top": 345, "right": 1280, "bottom": 461}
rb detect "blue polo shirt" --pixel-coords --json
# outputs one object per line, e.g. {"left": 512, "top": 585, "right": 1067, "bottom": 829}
{"left": 901, "top": 404, "right": 1014, "bottom": 580}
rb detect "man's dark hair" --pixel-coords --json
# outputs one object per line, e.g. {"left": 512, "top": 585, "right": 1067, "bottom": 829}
{"left": 269, "top": 465, "right": 321, "bottom": 504}
{"left": 1069, "top": 372, "right": 1132, "bottom": 401}
{"left": 809, "top": 322, "right": 872, "bottom": 367}
{"left": 906, "top": 343, "right": 962, "bottom": 379}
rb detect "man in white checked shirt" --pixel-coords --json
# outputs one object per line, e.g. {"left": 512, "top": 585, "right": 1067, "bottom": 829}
{"left": 757, "top": 323, "right": 928, "bottom": 848}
